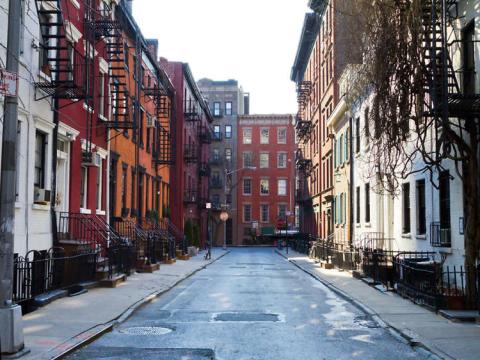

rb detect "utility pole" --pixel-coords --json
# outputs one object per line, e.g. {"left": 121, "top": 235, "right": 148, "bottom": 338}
{"left": 0, "top": 0, "right": 25, "bottom": 355}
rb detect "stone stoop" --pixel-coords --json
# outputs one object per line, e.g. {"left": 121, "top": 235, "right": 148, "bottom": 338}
{"left": 319, "top": 260, "right": 334, "bottom": 270}
{"left": 136, "top": 263, "right": 160, "bottom": 273}
{"left": 439, "top": 310, "right": 480, "bottom": 323}
{"left": 99, "top": 274, "right": 127, "bottom": 288}
{"left": 177, "top": 254, "right": 190, "bottom": 261}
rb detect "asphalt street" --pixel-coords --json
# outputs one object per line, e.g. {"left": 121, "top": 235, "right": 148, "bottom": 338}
{"left": 67, "top": 248, "right": 427, "bottom": 360}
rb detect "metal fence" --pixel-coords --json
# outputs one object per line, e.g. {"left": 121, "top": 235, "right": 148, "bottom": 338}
{"left": 394, "top": 255, "right": 480, "bottom": 311}
{"left": 13, "top": 248, "right": 98, "bottom": 306}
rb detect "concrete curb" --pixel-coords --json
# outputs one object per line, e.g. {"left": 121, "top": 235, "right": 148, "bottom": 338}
{"left": 44, "top": 251, "right": 230, "bottom": 360}
{"left": 275, "top": 250, "right": 447, "bottom": 360}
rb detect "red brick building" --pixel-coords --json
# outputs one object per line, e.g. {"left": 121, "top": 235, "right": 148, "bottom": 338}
{"left": 160, "top": 59, "right": 213, "bottom": 248}
{"left": 236, "top": 115, "right": 296, "bottom": 245}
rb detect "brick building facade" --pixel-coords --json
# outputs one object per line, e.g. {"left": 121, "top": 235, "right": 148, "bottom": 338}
{"left": 236, "top": 115, "right": 296, "bottom": 245}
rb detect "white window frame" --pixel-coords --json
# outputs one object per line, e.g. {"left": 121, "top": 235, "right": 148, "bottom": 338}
{"left": 260, "top": 204, "right": 269, "bottom": 223}
{"left": 80, "top": 166, "right": 88, "bottom": 210}
{"left": 96, "top": 161, "right": 103, "bottom": 211}
{"left": 243, "top": 178, "right": 252, "bottom": 195}
{"left": 278, "top": 178, "right": 287, "bottom": 196}
{"left": 243, "top": 128, "right": 252, "bottom": 144}
{"left": 277, "top": 152, "right": 287, "bottom": 168}
{"left": 260, "top": 128, "right": 269, "bottom": 144}
{"left": 259, "top": 152, "right": 269, "bottom": 169}
{"left": 277, "top": 127, "right": 287, "bottom": 144}
{"left": 243, "top": 151, "right": 253, "bottom": 168}
{"left": 260, "top": 178, "right": 269, "bottom": 195}
{"left": 243, "top": 204, "right": 252, "bottom": 223}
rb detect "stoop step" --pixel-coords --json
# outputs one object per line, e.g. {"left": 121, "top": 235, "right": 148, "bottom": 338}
{"left": 137, "top": 263, "right": 160, "bottom": 273}
{"left": 100, "top": 274, "right": 126, "bottom": 288}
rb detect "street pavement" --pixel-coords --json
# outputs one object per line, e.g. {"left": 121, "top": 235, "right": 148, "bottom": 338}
{"left": 67, "top": 248, "right": 427, "bottom": 360}
{"left": 20, "top": 249, "right": 228, "bottom": 360}
{"left": 276, "top": 248, "right": 480, "bottom": 360}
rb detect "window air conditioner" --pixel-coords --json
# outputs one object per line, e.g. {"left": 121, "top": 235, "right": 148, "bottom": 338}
{"left": 147, "top": 116, "right": 156, "bottom": 128}
{"left": 34, "top": 187, "right": 51, "bottom": 204}
{"left": 82, "top": 152, "right": 102, "bottom": 167}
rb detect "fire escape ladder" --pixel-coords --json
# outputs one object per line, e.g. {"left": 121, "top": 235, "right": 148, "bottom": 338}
{"left": 296, "top": 81, "right": 312, "bottom": 141}
{"left": 421, "top": 0, "right": 480, "bottom": 159}
{"left": 34, "top": 0, "right": 87, "bottom": 99}
{"left": 87, "top": 2, "right": 133, "bottom": 129}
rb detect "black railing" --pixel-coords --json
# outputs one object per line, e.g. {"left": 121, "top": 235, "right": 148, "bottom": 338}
{"left": 430, "top": 222, "right": 451, "bottom": 247}
{"left": 199, "top": 162, "right": 210, "bottom": 176}
{"left": 107, "top": 244, "right": 135, "bottom": 278}
{"left": 395, "top": 256, "right": 479, "bottom": 311}
{"left": 13, "top": 248, "right": 98, "bottom": 307}
{"left": 209, "top": 156, "right": 223, "bottom": 166}
{"left": 184, "top": 144, "right": 199, "bottom": 162}
{"left": 184, "top": 190, "right": 198, "bottom": 204}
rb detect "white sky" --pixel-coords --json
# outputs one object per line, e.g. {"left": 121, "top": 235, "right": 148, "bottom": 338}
{"left": 132, "top": 0, "right": 310, "bottom": 114}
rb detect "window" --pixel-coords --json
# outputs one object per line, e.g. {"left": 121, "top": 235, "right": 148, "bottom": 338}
{"left": 355, "top": 117, "right": 360, "bottom": 153}
{"left": 260, "top": 179, "right": 269, "bottom": 195}
{"left": 364, "top": 107, "right": 370, "bottom": 143}
{"left": 214, "top": 125, "right": 221, "bottom": 140}
{"left": 463, "top": 21, "right": 475, "bottom": 95}
{"left": 243, "top": 178, "right": 252, "bottom": 195}
{"left": 80, "top": 166, "right": 88, "bottom": 209}
{"left": 225, "top": 102, "right": 232, "bottom": 115}
{"left": 439, "top": 171, "right": 451, "bottom": 230}
{"left": 225, "top": 125, "right": 232, "bottom": 139}
{"left": 34, "top": 131, "right": 47, "bottom": 188}
{"left": 121, "top": 165, "right": 127, "bottom": 211}
{"left": 260, "top": 204, "right": 269, "bottom": 223}
{"left": 260, "top": 128, "right": 269, "bottom": 144}
{"left": 213, "top": 102, "right": 221, "bottom": 116}
{"left": 356, "top": 186, "right": 360, "bottom": 224}
{"left": 402, "top": 183, "right": 411, "bottom": 234}
{"left": 212, "top": 194, "right": 220, "bottom": 206}
{"left": 243, "top": 128, "right": 252, "bottom": 144}
{"left": 339, "top": 134, "right": 344, "bottom": 164}
{"left": 99, "top": 73, "right": 105, "bottom": 117}
{"left": 278, "top": 204, "right": 287, "bottom": 219}
{"left": 243, "top": 151, "right": 253, "bottom": 168}
{"left": 96, "top": 162, "right": 102, "bottom": 210}
{"left": 277, "top": 152, "right": 287, "bottom": 168}
{"left": 139, "top": 109, "right": 145, "bottom": 146}
{"left": 365, "top": 183, "right": 370, "bottom": 223}
{"left": 39, "top": 13, "right": 50, "bottom": 69}
{"left": 277, "top": 128, "right": 287, "bottom": 144}
{"left": 259, "top": 153, "right": 269, "bottom": 168}
{"left": 213, "top": 148, "right": 221, "bottom": 161}
{"left": 416, "top": 179, "right": 426, "bottom": 235}
{"left": 243, "top": 204, "right": 252, "bottom": 222}
{"left": 131, "top": 169, "right": 135, "bottom": 211}
{"left": 225, "top": 148, "right": 232, "bottom": 162}
{"left": 278, "top": 179, "right": 287, "bottom": 196}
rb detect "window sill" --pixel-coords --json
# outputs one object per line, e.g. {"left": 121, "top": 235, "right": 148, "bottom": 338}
{"left": 96, "top": 210, "right": 106, "bottom": 216}
{"left": 32, "top": 203, "right": 50, "bottom": 211}
{"left": 80, "top": 208, "right": 92, "bottom": 214}
{"left": 355, "top": 223, "right": 361, "bottom": 228}
{"left": 364, "top": 223, "right": 371, "bottom": 228}
{"left": 15, "top": 202, "right": 22, "bottom": 209}
{"left": 416, "top": 234, "right": 427, "bottom": 240}
{"left": 402, "top": 233, "right": 412, "bottom": 239}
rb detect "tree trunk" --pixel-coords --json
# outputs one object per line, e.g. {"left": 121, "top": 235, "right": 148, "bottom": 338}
{"left": 463, "top": 125, "right": 480, "bottom": 308}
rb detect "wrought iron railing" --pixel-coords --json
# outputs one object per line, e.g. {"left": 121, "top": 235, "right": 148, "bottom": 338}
{"left": 430, "top": 222, "right": 451, "bottom": 247}
{"left": 13, "top": 247, "right": 98, "bottom": 306}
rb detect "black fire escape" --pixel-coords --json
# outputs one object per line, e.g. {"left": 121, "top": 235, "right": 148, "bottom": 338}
{"left": 296, "top": 148, "right": 312, "bottom": 176}
{"left": 421, "top": 0, "right": 480, "bottom": 149}
{"left": 35, "top": 0, "right": 87, "bottom": 100}
{"left": 86, "top": 3, "right": 133, "bottom": 129}
{"left": 296, "top": 81, "right": 312, "bottom": 141}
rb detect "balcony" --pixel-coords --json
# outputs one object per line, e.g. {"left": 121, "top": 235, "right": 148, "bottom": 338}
{"left": 210, "top": 178, "right": 223, "bottom": 190}
{"left": 184, "top": 99, "right": 200, "bottom": 122}
{"left": 296, "top": 150, "right": 312, "bottom": 175}
{"left": 183, "top": 190, "right": 198, "bottom": 204}
{"left": 295, "top": 113, "right": 312, "bottom": 140}
{"left": 184, "top": 144, "right": 199, "bottom": 163}
{"left": 430, "top": 222, "right": 451, "bottom": 247}
{"left": 200, "top": 127, "right": 213, "bottom": 144}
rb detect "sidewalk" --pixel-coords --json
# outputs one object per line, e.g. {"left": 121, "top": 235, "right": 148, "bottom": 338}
{"left": 17, "top": 249, "right": 228, "bottom": 360}
{"left": 277, "top": 249, "right": 480, "bottom": 360}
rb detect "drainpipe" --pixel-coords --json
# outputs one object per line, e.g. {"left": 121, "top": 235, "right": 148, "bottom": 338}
{"left": 50, "top": 98, "right": 59, "bottom": 247}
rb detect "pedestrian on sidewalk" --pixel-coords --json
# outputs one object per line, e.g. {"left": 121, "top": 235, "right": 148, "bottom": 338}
{"left": 204, "top": 237, "right": 212, "bottom": 260}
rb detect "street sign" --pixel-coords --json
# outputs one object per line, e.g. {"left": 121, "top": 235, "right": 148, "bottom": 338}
{"left": 0, "top": 69, "right": 18, "bottom": 96}
{"left": 252, "top": 221, "right": 258, "bottom": 229}
{"left": 220, "top": 211, "right": 229, "bottom": 222}
{"left": 206, "top": 202, "right": 212, "bottom": 209}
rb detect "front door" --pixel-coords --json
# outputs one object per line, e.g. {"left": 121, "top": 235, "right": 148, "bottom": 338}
{"left": 109, "top": 158, "right": 117, "bottom": 219}
{"left": 55, "top": 141, "right": 69, "bottom": 213}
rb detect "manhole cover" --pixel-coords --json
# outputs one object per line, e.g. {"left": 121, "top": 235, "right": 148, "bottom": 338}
{"left": 213, "top": 312, "right": 280, "bottom": 322}
{"left": 118, "top": 326, "right": 173, "bottom": 335}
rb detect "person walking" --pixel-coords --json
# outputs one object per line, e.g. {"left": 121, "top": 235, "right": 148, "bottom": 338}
{"left": 204, "top": 237, "right": 212, "bottom": 260}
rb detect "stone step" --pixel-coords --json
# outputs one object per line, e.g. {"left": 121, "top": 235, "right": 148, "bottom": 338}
{"left": 99, "top": 274, "right": 126, "bottom": 288}
{"left": 136, "top": 263, "right": 160, "bottom": 273}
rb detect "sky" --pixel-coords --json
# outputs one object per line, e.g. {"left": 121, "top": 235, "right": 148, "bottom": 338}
{"left": 132, "top": 0, "right": 310, "bottom": 115}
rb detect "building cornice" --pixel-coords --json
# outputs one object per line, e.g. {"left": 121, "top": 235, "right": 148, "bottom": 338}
{"left": 290, "top": 13, "right": 320, "bottom": 83}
